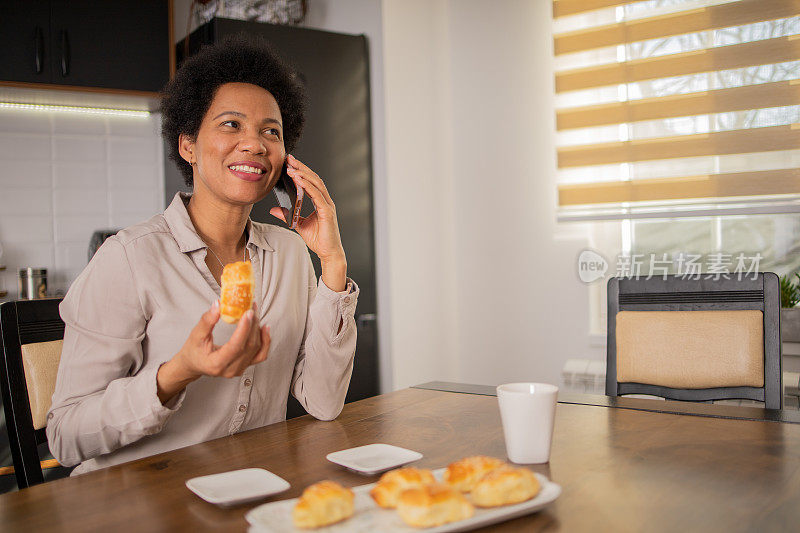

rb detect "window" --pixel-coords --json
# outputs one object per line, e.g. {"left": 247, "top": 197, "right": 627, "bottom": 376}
{"left": 552, "top": 0, "right": 800, "bottom": 334}
{"left": 553, "top": 0, "right": 800, "bottom": 220}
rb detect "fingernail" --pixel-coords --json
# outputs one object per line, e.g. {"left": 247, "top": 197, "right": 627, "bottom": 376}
{"left": 288, "top": 153, "right": 295, "bottom": 160}
{"left": 212, "top": 300, "right": 219, "bottom": 310}
{"left": 246, "top": 309, "right": 254, "bottom": 320}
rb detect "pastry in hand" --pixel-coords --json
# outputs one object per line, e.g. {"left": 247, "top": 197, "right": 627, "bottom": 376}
{"left": 219, "top": 260, "right": 254, "bottom": 323}
{"left": 370, "top": 467, "right": 436, "bottom": 508}
{"left": 292, "top": 480, "right": 355, "bottom": 529}
{"left": 471, "top": 466, "right": 541, "bottom": 507}
{"left": 396, "top": 482, "right": 474, "bottom": 528}
{"left": 443, "top": 456, "right": 506, "bottom": 492}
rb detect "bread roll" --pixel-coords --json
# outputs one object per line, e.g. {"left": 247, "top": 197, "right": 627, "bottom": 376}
{"left": 396, "top": 482, "right": 474, "bottom": 528}
{"left": 443, "top": 456, "right": 506, "bottom": 492}
{"left": 292, "top": 480, "right": 355, "bottom": 529}
{"left": 369, "top": 467, "right": 436, "bottom": 508}
{"left": 219, "top": 260, "right": 254, "bottom": 323}
{"left": 471, "top": 466, "right": 541, "bottom": 507}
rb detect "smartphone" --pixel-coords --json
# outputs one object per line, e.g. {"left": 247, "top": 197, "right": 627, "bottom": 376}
{"left": 272, "top": 160, "right": 304, "bottom": 229}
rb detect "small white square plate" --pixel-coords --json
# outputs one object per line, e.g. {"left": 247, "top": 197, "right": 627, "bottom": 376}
{"left": 186, "top": 468, "right": 290, "bottom": 506}
{"left": 326, "top": 443, "right": 423, "bottom": 475}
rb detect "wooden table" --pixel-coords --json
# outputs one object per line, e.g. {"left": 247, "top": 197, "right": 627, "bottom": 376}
{"left": 2, "top": 383, "right": 800, "bottom": 532}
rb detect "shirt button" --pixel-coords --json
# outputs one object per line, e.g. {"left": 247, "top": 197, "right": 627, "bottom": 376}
{"left": 243, "top": 379, "right": 252, "bottom": 387}
{"left": 47, "top": 413, "right": 54, "bottom": 420}
{"left": 238, "top": 404, "right": 247, "bottom": 413}
{"left": 344, "top": 296, "right": 351, "bottom": 304}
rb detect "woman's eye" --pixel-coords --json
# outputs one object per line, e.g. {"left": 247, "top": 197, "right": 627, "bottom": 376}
{"left": 221, "top": 120, "right": 239, "bottom": 128}
{"left": 263, "top": 128, "right": 281, "bottom": 138}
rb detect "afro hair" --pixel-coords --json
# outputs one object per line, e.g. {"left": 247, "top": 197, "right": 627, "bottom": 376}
{"left": 160, "top": 34, "right": 306, "bottom": 187}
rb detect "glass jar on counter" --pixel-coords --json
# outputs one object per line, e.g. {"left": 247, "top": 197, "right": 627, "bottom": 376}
{"left": 18, "top": 268, "right": 48, "bottom": 299}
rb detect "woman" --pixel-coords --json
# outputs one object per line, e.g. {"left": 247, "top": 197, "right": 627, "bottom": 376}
{"left": 46, "top": 36, "right": 359, "bottom": 475}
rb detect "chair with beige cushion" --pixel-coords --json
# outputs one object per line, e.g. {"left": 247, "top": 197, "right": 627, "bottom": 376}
{"left": 0, "top": 298, "right": 69, "bottom": 489}
{"left": 606, "top": 273, "right": 782, "bottom": 409}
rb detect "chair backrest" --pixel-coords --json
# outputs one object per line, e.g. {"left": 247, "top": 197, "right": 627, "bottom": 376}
{"left": 0, "top": 298, "right": 64, "bottom": 488}
{"left": 606, "top": 274, "right": 782, "bottom": 409}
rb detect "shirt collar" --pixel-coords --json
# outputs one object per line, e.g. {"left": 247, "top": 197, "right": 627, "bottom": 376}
{"left": 163, "top": 192, "right": 274, "bottom": 253}
{"left": 245, "top": 217, "right": 274, "bottom": 252}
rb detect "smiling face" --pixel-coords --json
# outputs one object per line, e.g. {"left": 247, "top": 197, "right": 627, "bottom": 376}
{"left": 179, "top": 82, "right": 286, "bottom": 207}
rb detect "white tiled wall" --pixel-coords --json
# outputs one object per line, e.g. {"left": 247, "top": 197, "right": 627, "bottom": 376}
{"left": 0, "top": 109, "right": 165, "bottom": 300}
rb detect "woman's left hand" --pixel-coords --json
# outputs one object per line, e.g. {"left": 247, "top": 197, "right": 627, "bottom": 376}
{"left": 270, "top": 154, "right": 348, "bottom": 291}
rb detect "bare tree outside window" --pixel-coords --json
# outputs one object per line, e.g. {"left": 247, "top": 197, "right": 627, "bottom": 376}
{"left": 623, "top": 6, "right": 800, "bottom": 277}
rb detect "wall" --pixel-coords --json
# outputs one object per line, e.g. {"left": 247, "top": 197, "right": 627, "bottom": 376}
{"left": 381, "top": 0, "right": 460, "bottom": 388}
{"left": 381, "top": 0, "right": 600, "bottom": 389}
{"left": 0, "top": 111, "right": 164, "bottom": 300}
{"left": 447, "top": 0, "right": 598, "bottom": 386}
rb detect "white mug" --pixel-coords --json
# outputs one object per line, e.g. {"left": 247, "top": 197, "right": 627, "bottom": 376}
{"left": 497, "top": 382, "right": 558, "bottom": 464}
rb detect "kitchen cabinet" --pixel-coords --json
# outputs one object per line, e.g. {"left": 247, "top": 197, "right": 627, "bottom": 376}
{"left": 0, "top": 1, "right": 50, "bottom": 84}
{"left": 0, "top": 0, "right": 171, "bottom": 93}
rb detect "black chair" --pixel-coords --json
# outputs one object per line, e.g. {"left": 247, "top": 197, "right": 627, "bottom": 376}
{"left": 607, "top": 273, "right": 782, "bottom": 409}
{"left": 0, "top": 298, "right": 70, "bottom": 489}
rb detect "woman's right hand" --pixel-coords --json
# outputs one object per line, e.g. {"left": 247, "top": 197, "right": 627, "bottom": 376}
{"left": 156, "top": 300, "right": 271, "bottom": 404}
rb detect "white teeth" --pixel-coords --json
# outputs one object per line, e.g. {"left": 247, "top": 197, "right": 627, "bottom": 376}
{"left": 229, "top": 165, "right": 264, "bottom": 174}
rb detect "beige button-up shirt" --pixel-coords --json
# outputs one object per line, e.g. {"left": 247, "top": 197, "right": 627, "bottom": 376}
{"left": 47, "top": 193, "right": 359, "bottom": 475}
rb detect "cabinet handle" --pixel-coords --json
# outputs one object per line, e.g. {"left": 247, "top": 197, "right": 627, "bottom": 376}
{"left": 60, "top": 30, "right": 70, "bottom": 77}
{"left": 34, "top": 27, "right": 44, "bottom": 74}
{"left": 357, "top": 314, "right": 376, "bottom": 328}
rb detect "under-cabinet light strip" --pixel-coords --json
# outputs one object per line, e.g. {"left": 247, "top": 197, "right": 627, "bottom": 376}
{"left": 0, "top": 102, "right": 150, "bottom": 118}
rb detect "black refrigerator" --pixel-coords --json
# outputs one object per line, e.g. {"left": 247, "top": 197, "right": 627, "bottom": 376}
{"left": 166, "top": 18, "right": 379, "bottom": 418}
